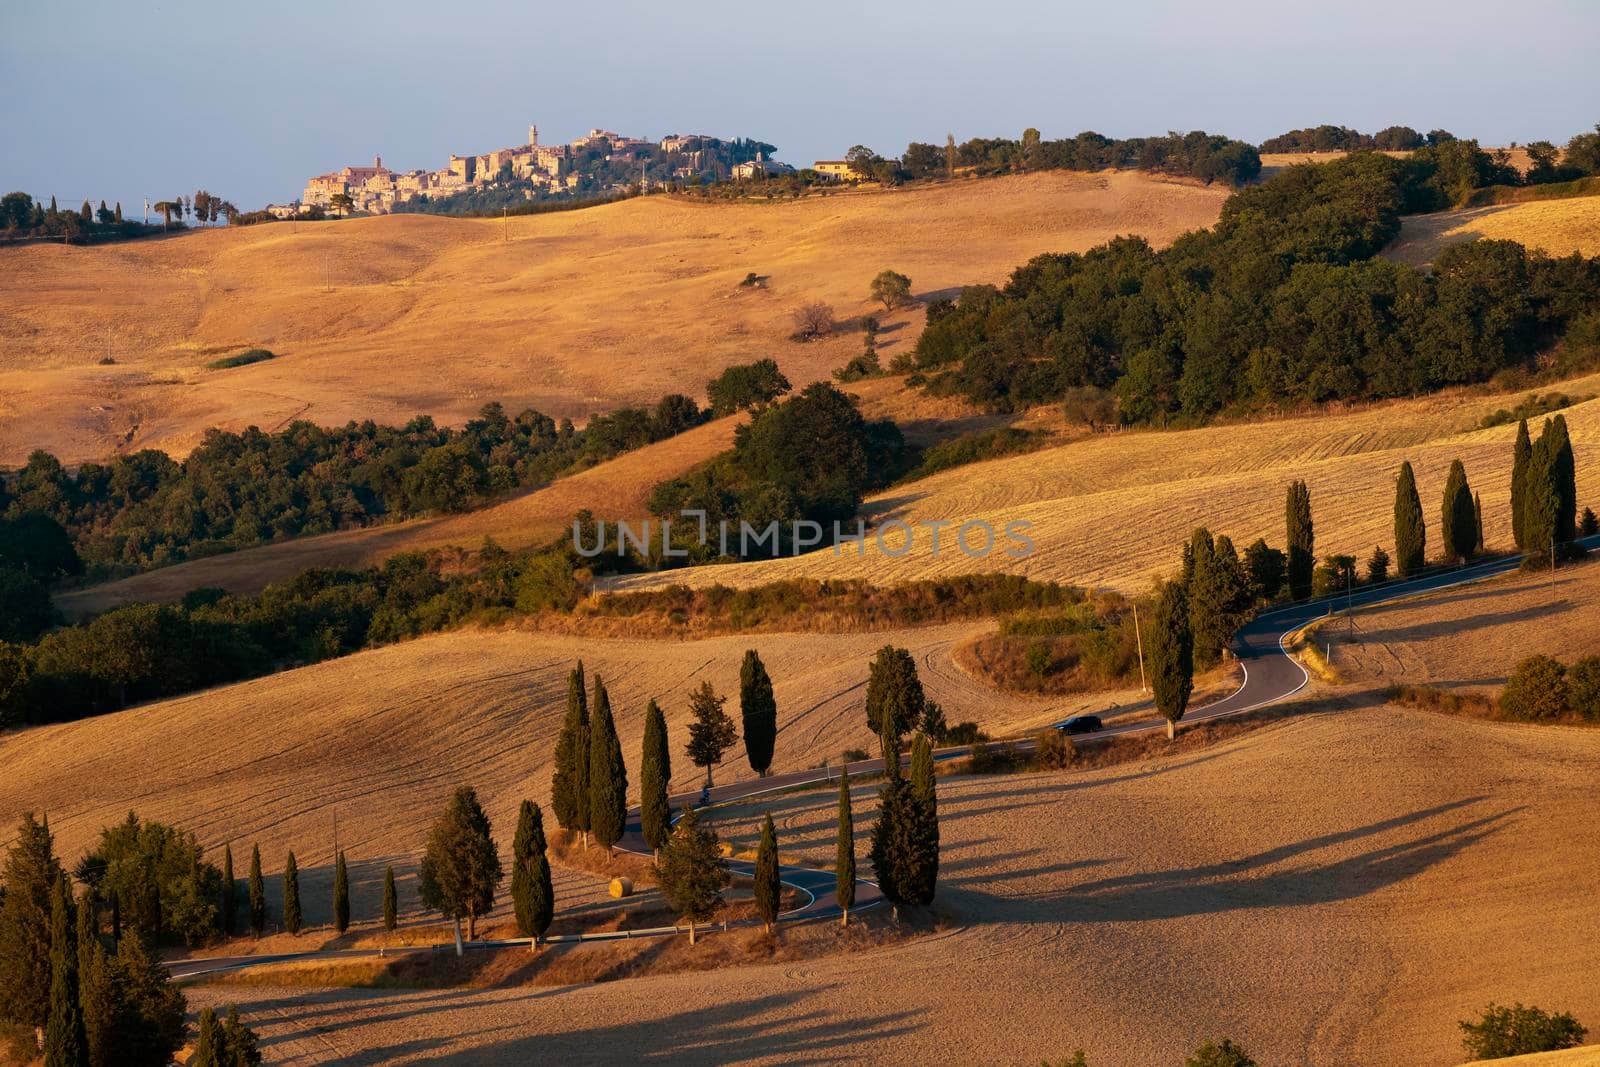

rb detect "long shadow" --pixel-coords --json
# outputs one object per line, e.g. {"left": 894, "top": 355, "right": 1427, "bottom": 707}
{"left": 1358, "top": 600, "right": 1573, "bottom": 646}
{"left": 1059, "top": 808, "right": 1516, "bottom": 924}
{"left": 388, "top": 985, "right": 926, "bottom": 1065}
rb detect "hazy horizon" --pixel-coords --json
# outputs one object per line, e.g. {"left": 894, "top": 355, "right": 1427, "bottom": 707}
{"left": 3, "top": 0, "right": 1598, "bottom": 214}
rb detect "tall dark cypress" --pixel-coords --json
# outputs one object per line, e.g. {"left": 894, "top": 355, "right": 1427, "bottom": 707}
{"left": 909, "top": 732, "right": 939, "bottom": 904}
{"left": 382, "top": 867, "right": 398, "bottom": 931}
{"left": 551, "top": 663, "right": 590, "bottom": 839}
{"left": 640, "top": 699, "right": 672, "bottom": 856}
{"left": 1550, "top": 414, "right": 1577, "bottom": 546}
{"left": 511, "top": 800, "right": 537, "bottom": 936}
{"left": 247, "top": 844, "right": 265, "bottom": 936}
{"left": 1474, "top": 491, "right": 1485, "bottom": 553}
{"left": 1522, "top": 420, "right": 1560, "bottom": 556}
{"left": 739, "top": 650, "right": 778, "bottom": 776}
{"left": 333, "top": 851, "right": 350, "bottom": 934}
{"left": 44, "top": 875, "right": 85, "bottom": 1067}
{"left": 1441, "top": 459, "right": 1476, "bottom": 564}
{"left": 1394, "top": 461, "right": 1426, "bottom": 577}
{"left": 1148, "top": 579, "right": 1193, "bottom": 740}
{"left": 587, "top": 676, "right": 628, "bottom": 851}
{"left": 221, "top": 844, "right": 236, "bottom": 937}
{"left": 282, "top": 852, "right": 301, "bottom": 935}
{"left": 836, "top": 765, "right": 855, "bottom": 927}
{"left": 1511, "top": 418, "right": 1532, "bottom": 550}
{"left": 753, "top": 814, "right": 779, "bottom": 933}
{"left": 525, "top": 802, "right": 554, "bottom": 944}
{"left": 1285, "top": 480, "right": 1314, "bottom": 600}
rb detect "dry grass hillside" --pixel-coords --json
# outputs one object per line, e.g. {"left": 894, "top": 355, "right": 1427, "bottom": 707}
{"left": 0, "top": 170, "right": 1228, "bottom": 466}
{"left": 611, "top": 375, "right": 1600, "bottom": 596}
{"left": 1388, "top": 194, "right": 1600, "bottom": 266}
{"left": 1335, "top": 555, "right": 1600, "bottom": 694}
{"left": 180, "top": 698, "right": 1600, "bottom": 1065}
{"left": 0, "top": 619, "right": 1133, "bottom": 923}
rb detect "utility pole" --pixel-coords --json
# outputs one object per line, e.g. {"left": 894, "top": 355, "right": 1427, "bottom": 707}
{"left": 503, "top": 205, "right": 508, "bottom": 243}
{"left": 1133, "top": 601, "right": 1148, "bottom": 693}
{"left": 143, "top": 197, "right": 148, "bottom": 225}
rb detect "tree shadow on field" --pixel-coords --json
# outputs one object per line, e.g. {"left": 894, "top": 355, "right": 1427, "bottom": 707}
{"left": 393, "top": 985, "right": 926, "bottom": 1065}
{"left": 969, "top": 797, "right": 1521, "bottom": 925}
{"left": 1357, "top": 600, "right": 1573, "bottom": 646}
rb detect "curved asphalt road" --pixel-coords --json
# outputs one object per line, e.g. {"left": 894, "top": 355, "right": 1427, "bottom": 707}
{"left": 169, "top": 539, "right": 1596, "bottom": 978}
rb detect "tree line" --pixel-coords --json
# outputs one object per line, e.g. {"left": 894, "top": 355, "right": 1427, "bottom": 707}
{"left": 1259, "top": 124, "right": 1452, "bottom": 153}
{"left": 0, "top": 192, "right": 162, "bottom": 245}
{"left": 1258, "top": 122, "right": 1600, "bottom": 190}
{"left": 1, "top": 396, "right": 709, "bottom": 588}
{"left": 0, "top": 812, "right": 262, "bottom": 1065}
{"left": 1141, "top": 419, "right": 1587, "bottom": 737}
{"left": 912, "top": 150, "right": 1600, "bottom": 421}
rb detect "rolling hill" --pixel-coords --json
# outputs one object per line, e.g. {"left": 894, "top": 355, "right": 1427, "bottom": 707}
{"left": 0, "top": 170, "right": 1229, "bottom": 467}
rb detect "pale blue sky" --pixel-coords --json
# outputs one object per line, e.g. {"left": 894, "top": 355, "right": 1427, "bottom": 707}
{"left": 2, "top": 0, "right": 1597, "bottom": 212}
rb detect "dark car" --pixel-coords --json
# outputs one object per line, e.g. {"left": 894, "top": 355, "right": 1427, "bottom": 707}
{"left": 1057, "top": 715, "right": 1103, "bottom": 735}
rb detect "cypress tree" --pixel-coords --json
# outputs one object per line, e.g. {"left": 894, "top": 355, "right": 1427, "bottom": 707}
{"left": 654, "top": 806, "right": 729, "bottom": 944}
{"left": 511, "top": 800, "right": 537, "bottom": 935}
{"left": 587, "top": 676, "right": 627, "bottom": 851}
{"left": 869, "top": 779, "right": 937, "bottom": 916}
{"left": 551, "top": 663, "right": 590, "bottom": 841}
{"left": 192, "top": 1007, "right": 220, "bottom": 1067}
{"left": 909, "top": 732, "right": 939, "bottom": 903}
{"left": 1550, "top": 414, "right": 1577, "bottom": 546}
{"left": 753, "top": 814, "right": 779, "bottom": 933}
{"left": 221, "top": 845, "right": 236, "bottom": 937}
{"left": 333, "top": 851, "right": 350, "bottom": 934}
{"left": 0, "top": 812, "right": 63, "bottom": 1030}
{"left": 1475, "top": 491, "right": 1485, "bottom": 553}
{"left": 1522, "top": 421, "right": 1560, "bottom": 557}
{"left": 525, "top": 802, "right": 554, "bottom": 944}
{"left": 1189, "top": 529, "right": 1248, "bottom": 668}
{"left": 864, "top": 645, "right": 927, "bottom": 761}
{"left": 640, "top": 699, "right": 672, "bottom": 856}
{"left": 836, "top": 765, "right": 855, "bottom": 927}
{"left": 1285, "top": 480, "right": 1314, "bottom": 600}
{"left": 113, "top": 202, "right": 122, "bottom": 223}
{"left": 247, "top": 845, "right": 265, "bottom": 936}
{"left": 382, "top": 867, "right": 397, "bottom": 931}
{"left": 1511, "top": 418, "right": 1532, "bottom": 549}
{"left": 282, "top": 852, "right": 301, "bottom": 935}
{"left": 73, "top": 886, "right": 96, "bottom": 983}
{"left": 739, "top": 649, "right": 778, "bottom": 776}
{"left": 44, "top": 876, "right": 86, "bottom": 1067}
{"left": 1394, "top": 461, "right": 1426, "bottom": 577}
{"left": 1442, "top": 459, "right": 1476, "bottom": 564}
{"left": 1148, "top": 579, "right": 1193, "bottom": 740}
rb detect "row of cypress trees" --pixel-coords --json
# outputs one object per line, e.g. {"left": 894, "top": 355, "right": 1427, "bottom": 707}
{"left": 222, "top": 843, "right": 395, "bottom": 940}
{"left": 550, "top": 652, "right": 782, "bottom": 851}
{"left": 1512, "top": 415, "right": 1581, "bottom": 555}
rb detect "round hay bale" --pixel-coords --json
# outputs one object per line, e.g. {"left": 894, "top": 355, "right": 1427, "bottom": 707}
{"left": 608, "top": 877, "right": 634, "bottom": 899}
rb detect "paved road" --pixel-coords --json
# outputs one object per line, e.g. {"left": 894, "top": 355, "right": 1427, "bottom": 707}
{"left": 170, "top": 539, "right": 1594, "bottom": 974}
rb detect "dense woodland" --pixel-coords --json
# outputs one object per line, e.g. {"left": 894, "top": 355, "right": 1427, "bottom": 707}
{"left": 0, "top": 396, "right": 706, "bottom": 581}
{"left": 1258, "top": 123, "right": 1600, "bottom": 188}
{"left": 911, "top": 146, "right": 1600, "bottom": 418}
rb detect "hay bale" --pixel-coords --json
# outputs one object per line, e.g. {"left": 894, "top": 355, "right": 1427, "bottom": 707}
{"left": 608, "top": 877, "right": 634, "bottom": 899}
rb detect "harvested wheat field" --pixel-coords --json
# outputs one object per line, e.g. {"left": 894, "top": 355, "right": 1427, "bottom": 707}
{"left": 1387, "top": 193, "right": 1600, "bottom": 266}
{"left": 52, "top": 413, "right": 743, "bottom": 618}
{"left": 610, "top": 376, "right": 1600, "bottom": 597}
{"left": 1334, "top": 555, "right": 1600, "bottom": 694}
{"left": 174, "top": 698, "right": 1600, "bottom": 1066}
{"left": 0, "top": 170, "right": 1228, "bottom": 466}
{"left": 0, "top": 620, "right": 1133, "bottom": 923}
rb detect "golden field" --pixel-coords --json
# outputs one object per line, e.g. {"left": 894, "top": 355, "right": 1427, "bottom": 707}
{"left": 611, "top": 375, "right": 1600, "bottom": 596}
{"left": 176, "top": 692, "right": 1600, "bottom": 1065}
{"left": 0, "top": 170, "right": 1228, "bottom": 467}
{"left": 1389, "top": 194, "right": 1600, "bottom": 266}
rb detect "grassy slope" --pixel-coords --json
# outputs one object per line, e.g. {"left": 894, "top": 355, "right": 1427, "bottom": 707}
{"left": 609, "top": 374, "right": 1600, "bottom": 596}
{"left": 0, "top": 170, "right": 1229, "bottom": 466}
{"left": 1387, "top": 192, "right": 1600, "bottom": 266}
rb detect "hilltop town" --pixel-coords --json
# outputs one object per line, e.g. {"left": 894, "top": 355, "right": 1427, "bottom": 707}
{"left": 291, "top": 124, "right": 804, "bottom": 215}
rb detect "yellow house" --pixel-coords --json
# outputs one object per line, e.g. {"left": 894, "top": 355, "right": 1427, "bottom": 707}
{"left": 812, "top": 160, "right": 855, "bottom": 180}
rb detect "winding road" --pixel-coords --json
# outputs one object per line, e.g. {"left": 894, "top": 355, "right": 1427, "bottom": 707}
{"left": 168, "top": 538, "right": 1595, "bottom": 979}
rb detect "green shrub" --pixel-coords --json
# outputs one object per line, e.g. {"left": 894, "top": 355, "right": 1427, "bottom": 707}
{"left": 1460, "top": 1002, "right": 1587, "bottom": 1060}
{"left": 1185, "top": 1039, "right": 1256, "bottom": 1067}
{"left": 1499, "top": 655, "right": 1570, "bottom": 720}
{"left": 1025, "top": 640, "right": 1052, "bottom": 679}
{"left": 1033, "top": 729, "right": 1077, "bottom": 770}
{"left": 967, "top": 740, "right": 1022, "bottom": 774}
{"left": 942, "top": 721, "right": 987, "bottom": 745}
{"left": 1566, "top": 656, "right": 1600, "bottom": 721}
{"left": 904, "top": 426, "right": 1043, "bottom": 482}
{"left": 1479, "top": 391, "right": 1594, "bottom": 430}
{"left": 205, "top": 348, "right": 275, "bottom": 370}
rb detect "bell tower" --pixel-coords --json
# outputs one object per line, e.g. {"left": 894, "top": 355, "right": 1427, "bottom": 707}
{"left": 528, "top": 124, "right": 539, "bottom": 147}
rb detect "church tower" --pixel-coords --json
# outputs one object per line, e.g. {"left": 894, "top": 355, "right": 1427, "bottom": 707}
{"left": 528, "top": 124, "right": 539, "bottom": 147}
